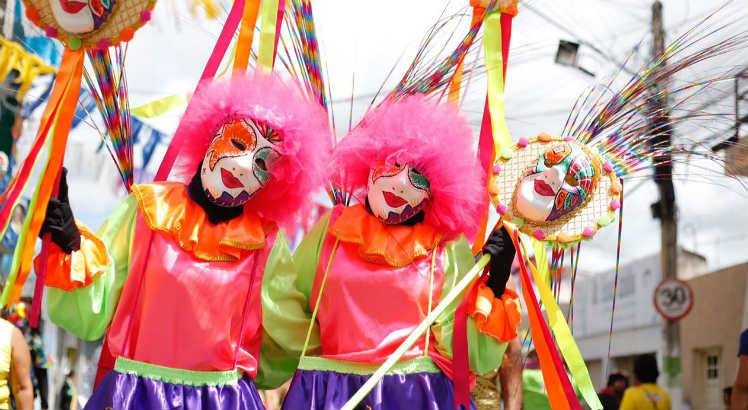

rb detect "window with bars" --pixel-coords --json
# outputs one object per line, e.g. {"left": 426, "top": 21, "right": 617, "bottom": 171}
{"left": 706, "top": 354, "right": 719, "bottom": 379}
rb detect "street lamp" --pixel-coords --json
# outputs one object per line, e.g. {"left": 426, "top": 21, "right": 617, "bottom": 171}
{"left": 555, "top": 40, "right": 595, "bottom": 77}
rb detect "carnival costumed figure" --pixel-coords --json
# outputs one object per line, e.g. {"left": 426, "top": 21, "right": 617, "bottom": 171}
{"left": 35, "top": 73, "right": 330, "bottom": 409}
{"left": 260, "top": 96, "right": 521, "bottom": 409}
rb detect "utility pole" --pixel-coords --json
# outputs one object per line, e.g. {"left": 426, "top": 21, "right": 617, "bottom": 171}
{"left": 650, "top": 0, "right": 681, "bottom": 394}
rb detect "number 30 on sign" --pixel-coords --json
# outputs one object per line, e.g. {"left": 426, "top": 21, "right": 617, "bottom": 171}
{"left": 653, "top": 278, "right": 694, "bottom": 322}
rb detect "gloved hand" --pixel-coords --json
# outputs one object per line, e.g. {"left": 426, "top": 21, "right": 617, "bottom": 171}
{"left": 482, "top": 227, "right": 516, "bottom": 297}
{"left": 40, "top": 168, "right": 80, "bottom": 254}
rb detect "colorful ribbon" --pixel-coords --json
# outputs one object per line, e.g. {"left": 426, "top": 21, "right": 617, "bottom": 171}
{"left": 1, "top": 49, "right": 84, "bottom": 307}
{"left": 233, "top": 0, "right": 261, "bottom": 72}
{"left": 483, "top": 10, "right": 511, "bottom": 147}
{"left": 257, "top": 0, "right": 281, "bottom": 70}
{"left": 511, "top": 228, "right": 582, "bottom": 409}
{"left": 154, "top": 0, "right": 248, "bottom": 181}
{"left": 453, "top": 285, "right": 473, "bottom": 409}
{"left": 529, "top": 240, "right": 603, "bottom": 410}
{"left": 447, "top": 8, "right": 484, "bottom": 105}
{"left": 472, "top": 10, "right": 513, "bottom": 253}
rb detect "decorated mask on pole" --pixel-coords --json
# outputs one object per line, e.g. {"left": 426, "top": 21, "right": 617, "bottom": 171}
{"left": 514, "top": 142, "right": 601, "bottom": 223}
{"left": 367, "top": 163, "right": 431, "bottom": 224}
{"left": 49, "top": 0, "right": 117, "bottom": 34}
{"left": 492, "top": 134, "right": 621, "bottom": 243}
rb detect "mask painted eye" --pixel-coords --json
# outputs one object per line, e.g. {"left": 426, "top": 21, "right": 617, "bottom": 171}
{"left": 408, "top": 168, "right": 430, "bottom": 191}
{"left": 565, "top": 174, "right": 580, "bottom": 187}
{"left": 232, "top": 138, "right": 248, "bottom": 151}
{"left": 253, "top": 147, "right": 281, "bottom": 185}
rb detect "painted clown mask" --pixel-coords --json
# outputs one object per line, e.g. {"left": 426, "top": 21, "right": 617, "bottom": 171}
{"left": 515, "top": 142, "right": 601, "bottom": 223}
{"left": 367, "top": 163, "right": 431, "bottom": 224}
{"left": 200, "top": 118, "right": 282, "bottom": 207}
{"left": 50, "top": 0, "right": 116, "bottom": 34}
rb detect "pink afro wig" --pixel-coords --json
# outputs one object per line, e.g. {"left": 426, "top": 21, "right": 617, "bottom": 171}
{"left": 171, "top": 71, "right": 331, "bottom": 225}
{"left": 332, "top": 95, "right": 485, "bottom": 240}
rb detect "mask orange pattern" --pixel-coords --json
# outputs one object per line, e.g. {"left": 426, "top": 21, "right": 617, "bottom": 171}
{"left": 205, "top": 120, "right": 258, "bottom": 170}
{"left": 205, "top": 119, "right": 282, "bottom": 170}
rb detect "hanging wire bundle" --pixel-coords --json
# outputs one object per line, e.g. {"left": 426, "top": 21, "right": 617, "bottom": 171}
{"left": 562, "top": 18, "right": 748, "bottom": 181}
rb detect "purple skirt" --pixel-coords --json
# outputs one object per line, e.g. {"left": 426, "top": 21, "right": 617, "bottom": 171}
{"left": 85, "top": 369, "right": 264, "bottom": 410}
{"left": 282, "top": 369, "right": 476, "bottom": 410}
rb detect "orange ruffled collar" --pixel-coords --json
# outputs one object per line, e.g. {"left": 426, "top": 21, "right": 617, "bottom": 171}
{"left": 330, "top": 204, "right": 441, "bottom": 267}
{"left": 131, "top": 183, "right": 272, "bottom": 261}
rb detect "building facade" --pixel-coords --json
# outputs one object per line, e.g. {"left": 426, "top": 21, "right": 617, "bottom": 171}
{"left": 571, "top": 248, "right": 708, "bottom": 409}
{"left": 681, "top": 263, "right": 748, "bottom": 410}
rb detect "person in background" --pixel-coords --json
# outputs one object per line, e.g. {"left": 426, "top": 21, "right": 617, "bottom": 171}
{"left": 0, "top": 317, "right": 33, "bottom": 410}
{"left": 473, "top": 320, "right": 523, "bottom": 409}
{"left": 1, "top": 203, "right": 26, "bottom": 281}
{"left": 0, "top": 152, "right": 9, "bottom": 194}
{"left": 725, "top": 387, "right": 733, "bottom": 409}
{"left": 58, "top": 371, "right": 77, "bottom": 410}
{"left": 599, "top": 372, "right": 629, "bottom": 410}
{"left": 261, "top": 381, "right": 290, "bottom": 410}
{"left": 731, "top": 329, "right": 748, "bottom": 410}
{"left": 28, "top": 329, "right": 48, "bottom": 409}
{"left": 619, "top": 354, "right": 671, "bottom": 410}
{"left": 498, "top": 337, "right": 523, "bottom": 409}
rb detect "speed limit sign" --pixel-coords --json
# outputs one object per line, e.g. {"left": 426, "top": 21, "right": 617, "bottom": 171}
{"left": 654, "top": 278, "right": 694, "bottom": 321}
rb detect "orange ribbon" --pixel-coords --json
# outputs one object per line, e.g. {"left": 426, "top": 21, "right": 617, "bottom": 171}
{"left": 233, "top": 0, "right": 261, "bottom": 72}
{"left": 7, "top": 49, "right": 84, "bottom": 304}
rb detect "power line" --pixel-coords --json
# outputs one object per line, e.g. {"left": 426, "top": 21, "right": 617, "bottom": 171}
{"left": 523, "top": 2, "right": 638, "bottom": 75}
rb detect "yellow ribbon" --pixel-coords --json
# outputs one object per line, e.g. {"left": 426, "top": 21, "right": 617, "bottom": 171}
{"left": 257, "top": 0, "right": 280, "bottom": 70}
{"left": 190, "top": 0, "right": 220, "bottom": 20}
{"left": 525, "top": 239, "right": 603, "bottom": 410}
{"left": 131, "top": 94, "right": 187, "bottom": 118}
{"left": 473, "top": 7, "right": 511, "bottom": 253}
{"left": 483, "top": 9, "right": 512, "bottom": 158}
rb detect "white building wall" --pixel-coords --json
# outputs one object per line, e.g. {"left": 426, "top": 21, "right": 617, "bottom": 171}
{"left": 571, "top": 249, "right": 707, "bottom": 392}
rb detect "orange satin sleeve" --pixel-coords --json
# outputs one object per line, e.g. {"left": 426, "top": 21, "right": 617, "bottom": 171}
{"left": 468, "top": 282, "right": 520, "bottom": 342}
{"left": 35, "top": 224, "right": 111, "bottom": 291}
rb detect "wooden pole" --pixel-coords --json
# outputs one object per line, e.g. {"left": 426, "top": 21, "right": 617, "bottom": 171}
{"left": 651, "top": 0, "right": 681, "bottom": 391}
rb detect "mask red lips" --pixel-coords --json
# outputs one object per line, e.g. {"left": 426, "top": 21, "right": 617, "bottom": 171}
{"left": 534, "top": 179, "right": 556, "bottom": 196}
{"left": 220, "top": 168, "right": 245, "bottom": 189}
{"left": 60, "top": 0, "right": 88, "bottom": 13}
{"left": 382, "top": 191, "right": 408, "bottom": 208}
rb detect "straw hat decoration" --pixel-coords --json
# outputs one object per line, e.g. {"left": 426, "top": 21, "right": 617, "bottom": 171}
{"left": 23, "top": 0, "right": 156, "bottom": 50}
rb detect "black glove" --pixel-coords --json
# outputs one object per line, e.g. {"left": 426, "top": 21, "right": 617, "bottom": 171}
{"left": 40, "top": 168, "right": 81, "bottom": 254}
{"left": 482, "top": 227, "right": 515, "bottom": 297}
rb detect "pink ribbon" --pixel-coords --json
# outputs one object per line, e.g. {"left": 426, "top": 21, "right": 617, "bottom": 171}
{"left": 154, "top": 0, "right": 247, "bottom": 181}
